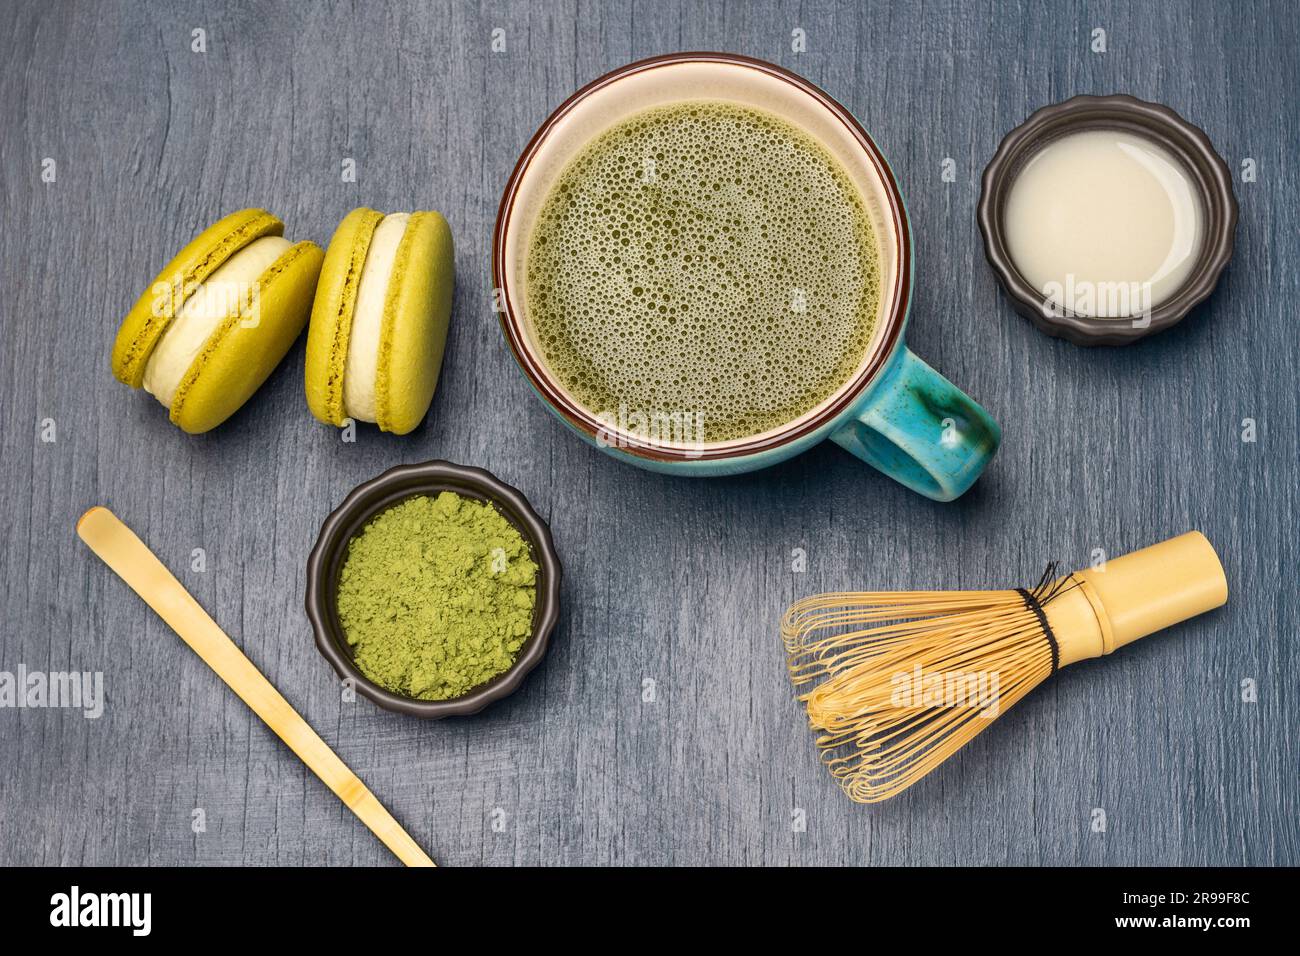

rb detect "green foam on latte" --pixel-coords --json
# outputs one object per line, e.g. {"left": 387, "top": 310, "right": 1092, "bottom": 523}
{"left": 525, "top": 101, "right": 881, "bottom": 443}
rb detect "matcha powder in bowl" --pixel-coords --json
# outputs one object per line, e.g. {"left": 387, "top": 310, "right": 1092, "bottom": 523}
{"left": 335, "top": 491, "right": 540, "bottom": 701}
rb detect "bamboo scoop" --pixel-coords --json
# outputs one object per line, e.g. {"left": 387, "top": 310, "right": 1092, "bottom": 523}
{"left": 77, "top": 506, "right": 434, "bottom": 867}
{"left": 782, "top": 531, "right": 1228, "bottom": 803}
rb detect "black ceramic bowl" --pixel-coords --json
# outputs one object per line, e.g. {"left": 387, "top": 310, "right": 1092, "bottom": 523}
{"left": 305, "top": 460, "right": 561, "bottom": 718}
{"left": 978, "top": 94, "right": 1237, "bottom": 346}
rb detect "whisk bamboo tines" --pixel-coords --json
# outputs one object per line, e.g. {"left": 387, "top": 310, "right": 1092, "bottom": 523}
{"left": 782, "top": 532, "right": 1228, "bottom": 804}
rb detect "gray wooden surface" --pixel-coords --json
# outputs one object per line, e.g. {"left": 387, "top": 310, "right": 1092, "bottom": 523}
{"left": 1, "top": 0, "right": 1295, "bottom": 867}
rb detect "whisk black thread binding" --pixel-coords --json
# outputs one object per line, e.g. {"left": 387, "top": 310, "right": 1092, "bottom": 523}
{"left": 1015, "top": 562, "right": 1080, "bottom": 674}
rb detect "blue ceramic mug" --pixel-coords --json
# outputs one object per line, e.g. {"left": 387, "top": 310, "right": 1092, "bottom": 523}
{"left": 494, "top": 53, "right": 1000, "bottom": 501}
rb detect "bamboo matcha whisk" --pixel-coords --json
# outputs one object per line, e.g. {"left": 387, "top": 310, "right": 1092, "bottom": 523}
{"left": 782, "top": 531, "right": 1228, "bottom": 803}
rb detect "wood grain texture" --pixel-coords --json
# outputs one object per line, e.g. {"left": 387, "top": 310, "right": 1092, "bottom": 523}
{"left": 0, "top": 0, "right": 1295, "bottom": 866}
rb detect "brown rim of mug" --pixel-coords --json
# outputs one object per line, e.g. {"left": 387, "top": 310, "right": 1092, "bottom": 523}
{"left": 305, "top": 460, "right": 562, "bottom": 718}
{"left": 492, "top": 51, "right": 912, "bottom": 462}
{"left": 977, "top": 93, "right": 1238, "bottom": 346}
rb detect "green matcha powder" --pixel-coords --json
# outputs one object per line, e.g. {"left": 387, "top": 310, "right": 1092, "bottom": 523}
{"left": 336, "top": 491, "right": 539, "bottom": 700}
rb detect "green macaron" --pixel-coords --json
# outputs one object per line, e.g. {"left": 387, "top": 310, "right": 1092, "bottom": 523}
{"left": 111, "top": 208, "right": 324, "bottom": 434}
{"left": 304, "top": 207, "right": 455, "bottom": 435}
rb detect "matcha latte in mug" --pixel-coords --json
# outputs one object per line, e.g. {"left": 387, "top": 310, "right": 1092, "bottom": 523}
{"left": 494, "top": 53, "right": 1000, "bottom": 500}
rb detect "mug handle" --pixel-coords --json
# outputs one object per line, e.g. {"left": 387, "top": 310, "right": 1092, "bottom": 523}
{"left": 829, "top": 346, "right": 1001, "bottom": 501}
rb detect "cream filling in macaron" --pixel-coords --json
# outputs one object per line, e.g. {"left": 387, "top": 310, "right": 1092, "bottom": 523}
{"left": 143, "top": 236, "right": 292, "bottom": 407}
{"left": 343, "top": 213, "right": 410, "bottom": 422}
